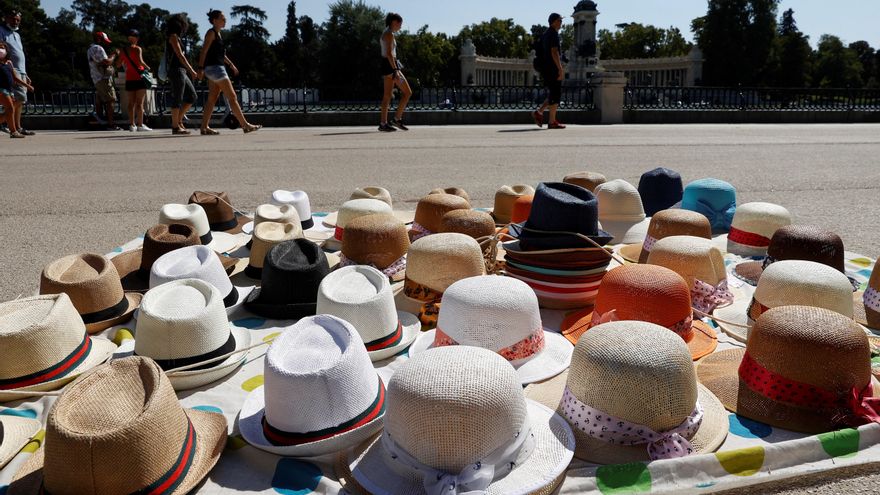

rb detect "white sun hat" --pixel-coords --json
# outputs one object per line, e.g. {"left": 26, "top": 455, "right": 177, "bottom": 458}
{"left": 727, "top": 202, "right": 792, "bottom": 258}
{"left": 242, "top": 204, "right": 302, "bottom": 235}
{"left": 246, "top": 221, "right": 304, "bottom": 279}
{"left": 240, "top": 314, "right": 386, "bottom": 457}
{"left": 349, "top": 346, "right": 575, "bottom": 495}
{"left": 158, "top": 203, "right": 242, "bottom": 254}
{"left": 271, "top": 190, "right": 314, "bottom": 230}
{"left": 150, "top": 245, "right": 241, "bottom": 309}
{"left": 322, "top": 199, "right": 393, "bottom": 250}
{"left": 317, "top": 265, "right": 420, "bottom": 362}
{"left": 595, "top": 179, "right": 649, "bottom": 244}
{"left": 410, "top": 276, "right": 572, "bottom": 384}
{"left": 0, "top": 415, "right": 41, "bottom": 470}
{"left": 134, "top": 278, "right": 250, "bottom": 391}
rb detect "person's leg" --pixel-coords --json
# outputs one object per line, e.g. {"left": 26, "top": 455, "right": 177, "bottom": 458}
{"left": 1, "top": 94, "right": 18, "bottom": 133}
{"left": 126, "top": 90, "right": 136, "bottom": 128}
{"left": 135, "top": 89, "right": 147, "bottom": 127}
{"left": 201, "top": 81, "right": 222, "bottom": 131}
{"left": 380, "top": 76, "right": 393, "bottom": 124}
{"left": 12, "top": 99, "right": 22, "bottom": 131}
{"left": 394, "top": 76, "right": 412, "bottom": 121}
{"left": 549, "top": 103, "right": 559, "bottom": 123}
{"left": 216, "top": 78, "right": 251, "bottom": 129}
{"left": 105, "top": 102, "right": 115, "bottom": 127}
{"left": 179, "top": 75, "right": 196, "bottom": 129}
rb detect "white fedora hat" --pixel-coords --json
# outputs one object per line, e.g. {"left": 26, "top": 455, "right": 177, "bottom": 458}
{"left": 0, "top": 415, "right": 41, "bottom": 470}
{"left": 322, "top": 199, "right": 393, "bottom": 250}
{"left": 317, "top": 265, "right": 420, "bottom": 362}
{"left": 135, "top": 278, "right": 250, "bottom": 391}
{"left": 0, "top": 294, "right": 117, "bottom": 402}
{"left": 242, "top": 204, "right": 302, "bottom": 235}
{"left": 271, "top": 190, "right": 314, "bottom": 230}
{"left": 349, "top": 346, "right": 574, "bottom": 495}
{"left": 159, "top": 203, "right": 243, "bottom": 254}
{"left": 727, "top": 202, "right": 792, "bottom": 258}
{"left": 410, "top": 276, "right": 572, "bottom": 384}
{"left": 150, "top": 245, "right": 241, "bottom": 309}
{"left": 595, "top": 179, "right": 649, "bottom": 244}
{"left": 240, "top": 315, "right": 386, "bottom": 457}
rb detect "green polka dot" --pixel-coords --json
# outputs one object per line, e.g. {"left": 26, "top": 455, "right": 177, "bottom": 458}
{"left": 851, "top": 258, "right": 873, "bottom": 268}
{"left": 113, "top": 328, "right": 134, "bottom": 346}
{"left": 263, "top": 332, "right": 281, "bottom": 343}
{"left": 596, "top": 462, "right": 652, "bottom": 494}
{"left": 242, "top": 375, "right": 264, "bottom": 392}
{"left": 21, "top": 430, "right": 45, "bottom": 454}
{"left": 716, "top": 446, "right": 765, "bottom": 477}
{"left": 819, "top": 428, "right": 860, "bottom": 459}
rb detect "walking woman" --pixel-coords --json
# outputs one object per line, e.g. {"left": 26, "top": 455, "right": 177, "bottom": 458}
{"left": 166, "top": 14, "right": 197, "bottom": 135}
{"left": 197, "top": 9, "right": 261, "bottom": 135}
{"left": 0, "top": 41, "right": 32, "bottom": 138}
{"left": 378, "top": 12, "right": 412, "bottom": 132}
{"left": 118, "top": 29, "right": 152, "bottom": 132}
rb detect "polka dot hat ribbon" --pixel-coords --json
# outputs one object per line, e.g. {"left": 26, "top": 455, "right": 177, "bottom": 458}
{"left": 641, "top": 235, "right": 659, "bottom": 253}
{"left": 403, "top": 278, "right": 444, "bottom": 330}
{"left": 591, "top": 310, "right": 694, "bottom": 342}
{"left": 560, "top": 386, "right": 703, "bottom": 461}
{"left": 339, "top": 253, "right": 407, "bottom": 279}
{"left": 738, "top": 352, "right": 880, "bottom": 427}
{"left": 691, "top": 278, "right": 735, "bottom": 314}
{"left": 433, "top": 326, "right": 546, "bottom": 362}
{"left": 865, "top": 287, "right": 880, "bottom": 313}
{"left": 409, "top": 222, "right": 433, "bottom": 242}
{"left": 728, "top": 227, "right": 771, "bottom": 248}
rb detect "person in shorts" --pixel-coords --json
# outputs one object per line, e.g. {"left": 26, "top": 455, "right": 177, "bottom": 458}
{"left": 165, "top": 13, "right": 198, "bottom": 135}
{"left": 87, "top": 31, "right": 120, "bottom": 130}
{"left": 0, "top": 8, "right": 34, "bottom": 135}
{"left": 378, "top": 12, "right": 412, "bottom": 132}
{"left": 532, "top": 13, "right": 566, "bottom": 130}
{"left": 118, "top": 29, "right": 152, "bottom": 132}
{"left": 0, "top": 41, "right": 32, "bottom": 138}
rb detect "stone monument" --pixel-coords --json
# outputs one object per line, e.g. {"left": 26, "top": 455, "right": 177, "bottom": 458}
{"left": 566, "top": 0, "right": 601, "bottom": 83}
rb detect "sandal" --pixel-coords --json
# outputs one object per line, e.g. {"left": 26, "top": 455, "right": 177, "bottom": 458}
{"left": 243, "top": 124, "right": 262, "bottom": 134}
{"left": 200, "top": 128, "right": 220, "bottom": 136}
{"left": 9, "top": 131, "right": 25, "bottom": 139}
{"left": 172, "top": 128, "right": 191, "bottom": 135}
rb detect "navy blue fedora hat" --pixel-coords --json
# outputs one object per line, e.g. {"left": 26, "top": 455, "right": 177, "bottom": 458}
{"left": 509, "top": 182, "right": 613, "bottom": 250}
{"left": 638, "top": 168, "right": 684, "bottom": 216}
{"left": 244, "top": 238, "right": 331, "bottom": 319}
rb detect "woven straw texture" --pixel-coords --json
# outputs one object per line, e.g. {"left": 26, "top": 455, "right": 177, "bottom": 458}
{"left": 648, "top": 235, "right": 728, "bottom": 287}
{"left": 149, "top": 245, "right": 233, "bottom": 297}
{"left": 341, "top": 214, "right": 409, "bottom": 269}
{"left": 159, "top": 203, "right": 211, "bottom": 237}
{"left": 429, "top": 187, "right": 471, "bottom": 202}
{"left": 0, "top": 416, "right": 41, "bottom": 470}
{"left": 727, "top": 202, "right": 792, "bottom": 257}
{"left": 189, "top": 191, "right": 236, "bottom": 226}
{"left": 637, "top": 209, "right": 712, "bottom": 263}
{"left": 126, "top": 224, "right": 201, "bottom": 275}
{"left": 317, "top": 266, "right": 399, "bottom": 344}
{"left": 350, "top": 186, "right": 393, "bottom": 206}
{"left": 493, "top": 185, "right": 535, "bottom": 224}
{"left": 413, "top": 194, "right": 471, "bottom": 232}
{"left": 337, "top": 199, "right": 393, "bottom": 229}
{"left": 595, "top": 265, "right": 692, "bottom": 329}
{"left": 249, "top": 222, "right": 303, "bottom": 270}
{"left": 754, "top": 260, "right": 855, "bottom": 318}
{"left": 733, "top": 225, "right": 849, "bottom": 286}
{"left": 563, "top": 171, "right": 606, "bottom": 192}
{"left": 596, "top": 180, "right": 646, "bottom": 222}
{"left": 439, "top": 209, "right": 496, "bottom": 239}
{"left": 405, "top": 233, "right": 485, "bottom": 291}
{"left": 254, "top": 204, "right": 301, "bottom": 227}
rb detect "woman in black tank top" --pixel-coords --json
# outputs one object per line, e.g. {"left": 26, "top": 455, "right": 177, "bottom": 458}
{"left": 196, "top": 9, "right": 261, "bottom": 135}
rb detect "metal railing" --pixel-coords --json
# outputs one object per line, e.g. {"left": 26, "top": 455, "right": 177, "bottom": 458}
{"left": 624, "top": 86, "right": 880, "bottom": 111}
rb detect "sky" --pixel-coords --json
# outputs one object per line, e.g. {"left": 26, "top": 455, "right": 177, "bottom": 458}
{"left": 39, "top": 0, "right": 880, "bottom": 48}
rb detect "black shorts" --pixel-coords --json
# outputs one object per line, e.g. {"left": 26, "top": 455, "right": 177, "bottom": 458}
{"left": 381, "top": 58, "right": 401, "bottom": 77}
{"left": 542, "top": 69, "right": 562, "bottom": 105}
{"left": 125, "top": 79, "right": 148, "bottom": 91}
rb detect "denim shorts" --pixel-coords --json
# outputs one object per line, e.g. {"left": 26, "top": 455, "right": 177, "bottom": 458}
{"left": 204, "top": 65, "right": 229, "bottom": 82}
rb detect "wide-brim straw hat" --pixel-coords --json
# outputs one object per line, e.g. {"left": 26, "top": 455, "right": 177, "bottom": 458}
{"left": 726, "top": 202, "right": 792, "bottom": 258}
{"left": 563, "top": 171, "right": 606, "bottom": 192}
{"left": 188, "top": 191, "right": 251, "bottom": 234}
{"left": 618, "top": 209, "right": 712, "bottom": 264}
{"left": 733, "top": 225, "right": 849, "bottom": 286}
{"left": 164, "top": 322, "right": 250, "bottom": 391}
{"left": 350, "top": 186, "right": 394, "bottom": 206}
{"left": 0, "top": 416, "right": 41, "bottom": 470}
{"left": 322, "top": 199, "right": 404, "bottom": 251}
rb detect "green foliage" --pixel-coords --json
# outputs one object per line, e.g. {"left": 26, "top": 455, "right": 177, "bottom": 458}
{"left": 396, "top": 26, "right": 456, "bottom": 88}
{"left": 318, "top": 0, "right": 384, "bottom": 97}
{"left": 457, "top": 18, "right": 530, "bottom": 59}
{"left": 598, "top": 23, "right": 691, "bottom": 59}
{"left": 770, "top": 9, "right": 811, "bottom": 87}
{"left": 227, "top": 4, "right": 278, "bottom": 86}
{"left": 812, "top": 35, "right": 863, "bottom": 88}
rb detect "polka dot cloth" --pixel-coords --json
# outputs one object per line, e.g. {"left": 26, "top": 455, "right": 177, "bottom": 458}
{"left": 865, "top": 287, "right": 880, "bottom": 312}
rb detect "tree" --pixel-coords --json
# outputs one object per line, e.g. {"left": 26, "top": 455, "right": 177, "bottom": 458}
{"left": 318, "top": 0, "right": 384, "bottom": 97}
{"left": 598, "top": 23, "right": 691, "bottom": 59}
{"left": 812, "top": 35, "right": 863, "bottom": 88}
{"left": 70, "top": 0, "right": 132, "bottom": 31}
{"left": 273, "top": 1, "right": 301, "bottom": 86}
{"left": 396, "top": 26, "right": 456, "bottom": 88}
{"left": 848, "top": 41, "right": 877, "bottom": 88}
{"left": 227, "top": 5, "right": 278, "bottom": 86}
{"left": 298, "top": 15, "right": 320, "bottom": 85}
{"left": 771, "top": 9, "right": 811, "bottom": 87}
{"left": 457, "top": 18, "right": 530, "bottom": 59}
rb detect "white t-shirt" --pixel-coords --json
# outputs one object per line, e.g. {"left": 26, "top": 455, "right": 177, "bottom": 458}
{"left": 87, "top": 44, "right": 111, "bottom": 83}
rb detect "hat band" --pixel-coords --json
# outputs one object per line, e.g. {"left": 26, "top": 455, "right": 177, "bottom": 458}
{"left": 642, "top": 235, "right": 658, "bottom": 253}
{"left": 80, "top": 295, "right": 130, "bottom": 325}
{"left": 334, "top": 226, "right": 344, "bottom": 241}
{"left": 133, "top": 418, "right": 198, "bottom": 495}
{"left": 691, "top": 279, "right": 735, "bottom": 315}
{"left": 433, "top": 327, "right": 545, "bottom": 362}
{"left": 0, "top": 333, "right": 92, "bottom": 390}
{"left": 339, "top": 253, "right": 407, "bottom": 279}
{"left": 690, "top": 198, "right": 736, "bottom": 232}
{"left": 143, "top": 333, "right": 237, "bottom": 372}
{"left": 364, "top": 322, "right": 404, "bottom": 352}
{"left": 560, "top": 386, "right": 703, "bottom": 461}
{"left": 746, "top": 297, "right": 769, "bottom": 325}
{"left": 865, "top": 287, "right": 880, "bottom": 313}
{"left": 223, "top": 286, "right": 240, "bottom": 308}
{"left": 199, "top": 231, "right": 213, "bottom": 246}
{"left": 210, "top": 217, "right": 239, "bottom": 232}
{"left": 262, "top": 378, "right": 385, "bottom": 446}
{"left": 728, "top": 227, "right": 771, "bottom": 248}
{"left": 409, "top": 222, "right": 433, "bottom": 241}
{"left": 404, "top": 279, "right": 443, "bottom": 330}
{"left": 590, "top": 310, "right": 694, "bottom": 342}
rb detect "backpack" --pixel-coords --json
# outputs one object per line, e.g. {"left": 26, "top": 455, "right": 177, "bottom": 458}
{"left": 531, "top": 32, "right": 546, "bottom": 72}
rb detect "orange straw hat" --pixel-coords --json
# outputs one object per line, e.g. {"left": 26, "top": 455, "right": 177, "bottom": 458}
{"left": 410, "top": 193, "right": 471, "bottom": 241}
{"left": 618, "top": 209, "right": 712, "bottom": 264}
{"left": 510, "top": 195, "right": 534, "bottom": 224}
{"left": 561, "top": 264, "right": 717, "bottom": 360}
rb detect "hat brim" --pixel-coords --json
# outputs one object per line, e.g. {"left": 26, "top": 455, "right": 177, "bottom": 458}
{"left": 213, "top": 213, "right": 252, "bottom": 235}
{"left": 113, "top": 250, "right": 240, "bottom": 293}
{"left": 617, "top": 243, "right": 642, "bottom": 264}
{"left": 167, "top": 325, "right": 252, "bottom": 391}
{"left": 507, "top": 223, "right": 614, "bottom": 250}
{"left": 243, "top": 288, "right": 318, "bottom": 320}
{"left": 712, "top": 296, "right": 752, "bottom": 343}
{"left": 601, "top": 218, "right": 648, "bottom": 245}
{"left": 368, "top": 311, "right": 421, "bottom": 362}
{"left": 349, "top": 399, "right": 573, "bottom": 495}
{"left": 732, "top": 260, "right": 763, "bottom": 286}
{"left": 205, "top": 231, "right": 249, "bottom": 255}
{"left": 0, "top": 416, "right": 41, "bottom": 470}
{"left": 0, "top": 337, "right": 117, "bottom": 403}
{"left": 8, "top": 408, "right": 227, "bottom": 495}
{"left": 322, "top": 210, "right": 415, "bottom": 229}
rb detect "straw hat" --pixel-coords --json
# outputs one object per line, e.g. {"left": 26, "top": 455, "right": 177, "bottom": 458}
{"left": 317, "top": 265, "right": 420, "bottom": 362}
{"left": 245, "top": 239, "right": 331, "bottom": 319}
{"left": 680, "top": 178, "right": 737, "bottom": 234}
{"left": 563, "top": 171, "right": 606, "bottom": 192}
{"left": 350, "top": 186, "right": 393, "bottom": 206}
{"left": 150, "top": 245, "right": 240, "bottom": 309}
{"left": 727, "top": 202, "right": 792, "bottom": 258}
{"left": 439, "top": 209, "right": 496, "bottom": 240}
{"left": 697, "top": 306, "right": 879, "bottom": 434}
{"left": 322, "top": 199, "right": 393, "bottom": 250}
{"left": 638, "top": 167, "right": 683, "bottom": 216}
{"left": 525, "top": 322, "right": 728, "bottom": 464}
{"left": 135, "top": 278, "right": 250, "bottom": 390}
{"left": 9, "top": 356, "right": 227, "bottom": 495}
{"left": 245, "top": 221, "right": 303, "bottom": 279}
{"left": 0, "top": 416, "right": 41, "bottom": 470}
{"left": 240, "top": 315, "right": 386, "bottom": 456}
{"left": 429, "top": 187, "right": 470, "bottom": 202}
{"left": 647, "top": 236, "right": 735, "bottom": 314}
{"left": 348, "top": 346, "right": 574, "bottom": 495}
{"left": 855, "top": 266, "right": 880, "bottom": 330}
{"left": 560, "top": 264, "right": 718, "bottom": 360}
{"left": 511, "top": 195, "right": 534, "bottom": 224}
{"left": 159, "top": 203, "right": 242, "bottom": 254}
{"left": 254, "top": 203, "right": 300, "bottom": 227}
{"left": 595, "top": 179, "right": 649, "bottom": 244}
{"left": 492, "top": 185, "right": 536, "bottom": 225}
{"left": 715, "top": 260, "right": 857, "bottom": 343}
{"left": 340, "top": 213, "right": 410, "bottom": 282}
{"left": 0, "top": 294, "right": 117, "bottom": 402}
{"left": 510, "top": 182, "right": 612, "bottom": 250}
{"left": 188, "top": 191, "right": 250, "bottom": 233}
{"left": 271, "top": 189, "right": 315, "bottom": 229}
{"left": 411, "top": 193, "right": 471, "bottom": 241}
{"left": 410, "top": 276, "right": 573, "bottom": 384}
{"left": 618, "top": 209, "right": 712, "bottom": 264}
{"left": 40, "top": 253, "right": 141, "bottom": 333}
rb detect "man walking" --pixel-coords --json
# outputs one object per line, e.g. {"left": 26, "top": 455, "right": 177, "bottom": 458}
{"left": 532, "top": 12, "right": 566, "bottom": 129}
{"left": 0, "top": 8, "right": 33, "bottom": 135}
{"left": 88, "top": 31, "right": 120, "bottom": 130}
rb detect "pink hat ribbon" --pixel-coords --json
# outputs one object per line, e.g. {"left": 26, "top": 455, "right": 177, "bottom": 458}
{"left": 691, "top": 279, "right": 735, "bottom": 314}
{"left": 433, "top": 327, "right": 545, "bottom": 362}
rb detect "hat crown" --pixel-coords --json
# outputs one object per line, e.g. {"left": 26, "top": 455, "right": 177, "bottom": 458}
{"left": 648, "top": 236, "right": 727, "bottom": 287}
{"left": 40, "top": 253, "right": 126, "bottom": 314}
{"left": 523, "top": 182, "right": 602, "bottom": 236}
{"left": 596, "top": 179, "right": 646, "bottom": 220}
{"left": 440, "top": 209, "right": 496, "bottom": 239}
{"left": 43, "top": 357, "right": 194, "bottom": 494}
{"left": 250, "top": 222, "right": 303, "bottom": 269}
{"left": 406, "top": 233, "right": 485, "bottom": 292}
{"left": 596, "top": 265, "right": 692, "bottom": 328}
{"left": 317, "top": 266, "right": 397, "bottom": 344}
{"left": 350, "top": 186, "right": 393, "bottom": 206}
{"left": 255, "top": 204, "right": 301, "bottom": 226}
{"left": 271, "top": 189, "right": 312, "bottom": 219}
{"left": 0, "top": 294, "right": 88, "bottom": 381}
{"left": 414, "top": 194, "right": 471, "bottom": 232}
{"left": 682, "top": 178, "right": 737, "bottom": 207}
{"left": 511, "top": 195, "right": 534, "bottom": 224}
{"left": 646, "top": 209, "right": 712, "bottom": 239}
{"left": 386, "top": 347, "right": 527, "bottom": 473}
{"left": 141, "top": 224, "right": 200, "bottom": 271}
{"left": 338, "top": 199, "right": 392, "bottom": 228}
{"left": 429, "top": 187, "right": 471, "bottom": 202}
{"left": 437, "top": 276, "right": 542, "bottom": 351}
{"left": 638, "top": 168, "right": 684, "bottom": 216}
{"left": 342, "top": 214, "right": 409, "bottom": 268}
{"left": 767, "top": 225, "right": 846, "bottom": 271}
{"left": 149, "top": 245, "right": 232, "bottom": 295}
{"left": 259, "top": 239, "right": 330, "bottom": 304}
{"left": 263, "top": 315, "right": 379, "bottom": 433}
{"left": 188, "top": 191, "right": 233, "bottom": 223}
{"left": 563, "top": 171, "right": 606, "bottom": 192}
{"left": 755, "top": 260, "right": 854, "bottom": 317}
{"left": 569, "top": 322, "right": 698, "bottom": 432}
{"left": 158, "top": 203, "right": 210, "bottom": 235}
{"left": 731, "top": 202, "right": 792, "bottom": 237}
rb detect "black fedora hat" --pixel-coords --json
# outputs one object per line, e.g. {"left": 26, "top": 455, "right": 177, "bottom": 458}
{"left": 638, "top": 167, "right": 684, "bottom": 216}
{"left": 508, "top": 182, "right": 612, "bottom": 250}
{"left": 244, "top": 238, "right": 330, "bottom": 319}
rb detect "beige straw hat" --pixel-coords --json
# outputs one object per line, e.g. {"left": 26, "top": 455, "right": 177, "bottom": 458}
{"left": 525, "top": 321, "right": 728, "bottom": 464}
{"left": 348, "top": 346, "right": 574, "bottom": 495}
{"left": 439, "top": 209, "right": 497, "bottom": 240}
{"left": 563, "top": 171, "right": 606, "bottom": 192}
{"left": 411, "top": 193, "right": 471, "bottom": 241}
{"left": 595, "top": 179, "right": 649, "bottom": 244}
{"left": 351, "top": 186, "right": 393, "bottom": 206}
{"left": 0, "top": 294, "right": 117, "bottom": 403}
{"left": 159, "top": 203, "right": 243, "bottom": 254}
{"left": 322, "top": 199, "right": 393, "bottom": 250}
{"left": 492, "top": 185, "right": 536, "bottom": 225}
{"left": 618, "top": 209, "right": 712, "bottom": 264}
{"left": 340, "top": 213, "right": 410, "bottom": 283}
{"left": 429, "top": 187, "right": 470, "bottom": 202}
{"left": 255, "top": 203, "right": 301, "bottom": 227}
{"left": 40, "top": 253, "right": 141, "bottom": 334}
{"left": 9, "top": 356, "right": 228, "bottom": 495}
{"left": 726, "top": 202, "right": 792, "bottom": 258}
{"left": 0, "top": 416, "right": 41, "bottom": 470}
{"left": 245, "top": 221, "right": 303, "bottom": 279}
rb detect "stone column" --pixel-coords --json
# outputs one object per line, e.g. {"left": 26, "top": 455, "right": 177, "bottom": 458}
{"left": 593, "top": 71, "right": 627, "bottom": 124}
{"left": 460, "top": 39, "right": 477, "bottom": 86}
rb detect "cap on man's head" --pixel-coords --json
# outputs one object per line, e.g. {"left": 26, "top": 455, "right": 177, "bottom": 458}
{"left": 548, "top": 13, "right": 564, "bottom": 24}
{"left": 95, "top": 31, "right": 112, "bottom": 44}
{"left": 127, "top": 28, "right": 140, "bottom": 37}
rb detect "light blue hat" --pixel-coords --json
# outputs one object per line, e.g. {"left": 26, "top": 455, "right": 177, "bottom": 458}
{"left": 680, "top": 178, "right": 737, "bottom": 234}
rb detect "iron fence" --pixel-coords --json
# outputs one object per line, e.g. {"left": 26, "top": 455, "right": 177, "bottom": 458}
{"left": 625, "top": 86, "right": 880, "bottom": 111}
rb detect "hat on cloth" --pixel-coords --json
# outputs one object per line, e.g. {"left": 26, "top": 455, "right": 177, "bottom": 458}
{"left": 8, "top": 356, "right": 227, "bottom": 495}
{"left": 647, "top": 236, "right": 735, "bottom": 315}
{"left": 0, "top": 416, "right": 41, "bottom": 470}
{"left": 159, "top": 203, "right": 241, "bottom": 253}
{"left": 340, "top": 213, "right": 410, "bottom": 282}
{"left": 0, "top": 294, "right": 117, "bottom": 403}
{"left": 697, "top": 306, "right": 880, "bottom": 434}
{"left": 135, "top": 279, "right": 250, "bottom": 391}
{"left": 439, "top": 209, "right": 496, "bottom": 240}
{"left": 322, "top": 199, "right": 392, "bottom": 250}
{"left": 40, "top": 253, "right": 141, "bottom": 334}
{"left": 188, "top": 191, "right": 250, "bottom": 233}
{"left": 726, "top": 202, "right": 792, "bottom": 258}
{"left": 410, "top": 276, "right": 573, "bottom": 384}
{"left": 271, "top": 189, "right": 315, "bottom": 230}
{"left": 429, "top": 187, "right": 470, "bottom": 202}
{"left": 150, "top": 245, "right": 240, "bottom": 308}
{"left": 680, "top": 178, "right": 737, "bottom": 235}
{"left": 511, "top": 195, "right": 534, "bottom": 224}
{"left": 411, "top": 193, "right": 471, "bottom": 241}
{"left": 856, "top": 266, "right": 880, "bottom": 330}
{"left": 348, "top": 346, "right": 575, "bottom": 495}
{"left": 561, "top": 264, "right": 718, "bottom": 360}
{"left": 245, "top": 221, "right": 303, "bottom": 279}
{"left": 509, "top": 182, "right": 613, "bottom": 250}
{"left": 240, "top": 315, "right": 386, "bottom": 457}
{"left": 350, "top": 186, "right": 393, "bottom": 207}
{"left": 524, "top": 322, "right": 728, "bottom": 464}
{"left": 317, "top": 265, "right": 420, "bottom": 362}
{"left": 619, "top": 209, "right": 712, "bottom": 264}
{"left": 638, "top": 167, "right": 684, "bottom": 216}
{"left": 245, "top": 239, "right": 331, "bottom": 319}
{"left": 595, "top": 179, "right": 648, "bottom": 244}
{"left": 715, "top": 259, "right": 857, "bottom": 343}
{"left": 563, "top": 171, "right": 606, "bottom": 193}
{"left": 493, "top": 185, "right": 536, "bottom": 225}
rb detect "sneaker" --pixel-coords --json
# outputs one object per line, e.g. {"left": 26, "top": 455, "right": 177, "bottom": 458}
{"left": 19, "top": 129, "right": 35, "bottom": 136}
{"left": 10, "top": 131, "right": 25, "bottom": 139}
{"left": 378, "top": 123, "right": 397, "bottom": 132}
{"left": 390, "top": 118, "right": 409, "bottom": 131}
{"left": 137, "top": 125, "right": 153, "bottom": 132}
{"left": 549, "top": 121, "right": 567, "bottom": 130}
{"left": 532, "top": 111, "right": 544, "bottom": 128}
{"left": 129, "top": 125, "right": 137, "bottom": 132}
